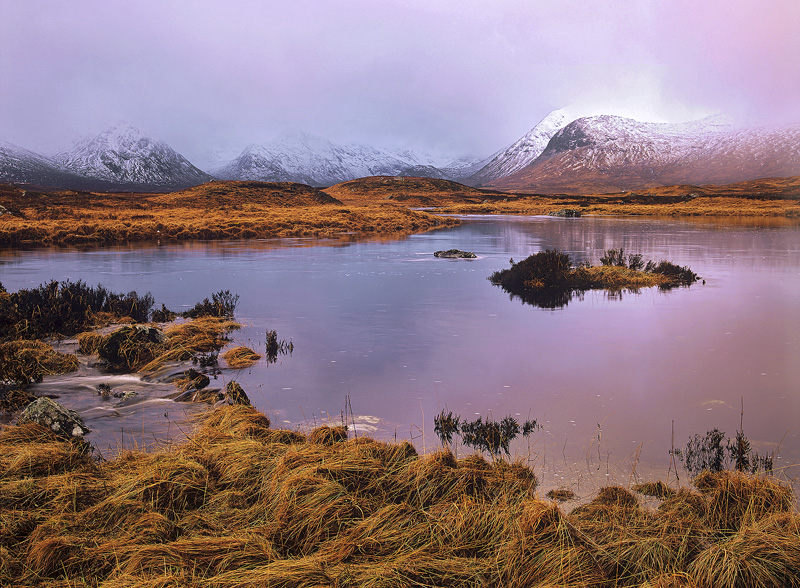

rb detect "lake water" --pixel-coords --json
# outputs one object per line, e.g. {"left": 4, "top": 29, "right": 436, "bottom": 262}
{"left": 2, "top": 215, "right": 799, "bottom": 495}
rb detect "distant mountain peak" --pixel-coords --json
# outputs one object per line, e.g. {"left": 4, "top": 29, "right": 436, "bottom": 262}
{"left": 468, "top": 108, "right": 584, "bottom": 185}
{"left": 55, "top": 124, "right": 211, "bottom": 189}
{"left": 487, "top": 115, "right": 800, "bottom": 193}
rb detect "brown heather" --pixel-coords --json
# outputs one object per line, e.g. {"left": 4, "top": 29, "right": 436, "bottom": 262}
{"left": 0, "top": 181, "right": 459, "bottom": 248}
{"left": 1, "top": 404, "right": 798, "bottom": 587}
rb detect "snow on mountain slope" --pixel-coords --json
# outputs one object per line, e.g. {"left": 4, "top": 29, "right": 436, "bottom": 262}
{"left": 0, "top": 140, "right": 109, "bottom": 189}
{"left": 214, "top": 132, "right": 483, "bottom": 186}
{"left": 488, "top": 115, "right": 800, "bottom": 193}
{"left": 56, "top": 124, "right": 212, "bottom": 189}
{"left": 215, "top": 132, "right": 416, "bottom": 186}
{"left": 468, "top": 108, "right": 581, "bottom": 185}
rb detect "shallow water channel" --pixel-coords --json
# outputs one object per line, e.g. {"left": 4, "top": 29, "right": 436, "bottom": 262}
{"left": 2, "top": 215, "right": 799, "bottom": 496}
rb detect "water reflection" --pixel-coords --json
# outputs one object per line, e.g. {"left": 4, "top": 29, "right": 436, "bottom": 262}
{"left": 2, "top": 215, "right": 800, "bottom": 493}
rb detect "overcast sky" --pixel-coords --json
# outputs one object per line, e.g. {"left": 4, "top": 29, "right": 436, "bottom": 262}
{"left": 2, "top": 0, "right": 799, "bottom": 167}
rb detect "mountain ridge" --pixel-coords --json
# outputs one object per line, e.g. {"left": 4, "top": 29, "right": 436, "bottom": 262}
{"left": 487, "top": 115, "right": 800, "bottom": 193}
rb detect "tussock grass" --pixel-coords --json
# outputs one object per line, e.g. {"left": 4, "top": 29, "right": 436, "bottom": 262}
{"left": 221, "top": 346, "right": 260, "bottom": 368}
{"left": 635, "top": 480, "right": 678, "bottom": 500}
{"left": 0, "top": 405, "right": 798, "bottom": 587}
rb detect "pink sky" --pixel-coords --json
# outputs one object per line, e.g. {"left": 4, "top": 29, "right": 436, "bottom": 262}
{"left": 1, "top": 0, "right": 798, "bottom": 164}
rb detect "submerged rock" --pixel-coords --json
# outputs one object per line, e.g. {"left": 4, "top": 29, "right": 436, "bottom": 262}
{"left": 174, "top": 387, "right": 222, "bottom": 403}
{"left": 20, "top": 397, "right": 90, "bottom": 438}
{"left": 434, "top": 249, "right": 477, "bottom": 259}
{"left": 549, "top": 209, "right": 582, "bottom": 218}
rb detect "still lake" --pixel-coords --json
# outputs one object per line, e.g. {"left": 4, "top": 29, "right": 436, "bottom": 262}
{"left": 2, "top": 215, "right": 799, "bottom": 493}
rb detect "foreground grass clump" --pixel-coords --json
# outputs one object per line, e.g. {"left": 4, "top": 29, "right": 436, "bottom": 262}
{"left": 0, "top": 339, "right": 79, "bottom": 388}
{"left": 1, "top": 405, "right": 798, "bottom": 587}
{"left": 489, "top": 249, "right": 699, "bottom": 307}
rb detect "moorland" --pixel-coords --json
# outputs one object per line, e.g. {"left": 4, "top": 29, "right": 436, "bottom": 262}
{"left": 1, "top": 175, "right": 799, "bottom": 248}
{"left": 1, "top": 175, "right": 800, "bottom": 587}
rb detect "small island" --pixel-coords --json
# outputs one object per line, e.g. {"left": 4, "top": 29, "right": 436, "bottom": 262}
{"left": 489, "top": 248, "right": 699, "bottom": 307}
{"left": 434, "top": 249, "right": 477, "bottom": 259}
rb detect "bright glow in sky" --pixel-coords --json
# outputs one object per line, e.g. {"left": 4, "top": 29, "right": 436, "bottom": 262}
{"left": 2, "top": 0, "right": 799, "bottom": 165}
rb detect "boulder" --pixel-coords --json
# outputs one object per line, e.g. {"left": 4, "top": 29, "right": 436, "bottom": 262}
{"left": 434, "top": 249, "right": 477, "bottom": 259}
{"left": 20, "top": 397, "right": 90, "bottom": 438}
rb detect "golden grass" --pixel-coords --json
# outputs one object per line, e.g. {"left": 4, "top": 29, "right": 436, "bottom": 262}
{"left": 1, "top": 404, "right": 798, "bottom": 587}
{"left": 0, "top": 181, "right": 460, "bottom": 247}
{"left": 439, "top": 195, "right": 800, "bottom": 218}
{"left": 77, "top": 331, "right": 105, "bottom": 355}
{"left": 221, "top": 346, "right": 260, "bottom": 368}
{"left": 573, "top": 265, "right": 677, "bottom": 289}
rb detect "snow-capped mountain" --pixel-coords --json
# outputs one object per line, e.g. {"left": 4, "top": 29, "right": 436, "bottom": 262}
{"left": 215, "top": 132, "right": 481, "bottom": 186}
{"left": 56, "top": 124, "right": 212, "bottom": 190}
{"left": 0, "top": 140, "right": 112, "bottom": 190}
{"left": 468, "top": 108, "right": 580, "bottom": 185}
{"left": 487, "top": 115, "right": 800, "bottom": 193}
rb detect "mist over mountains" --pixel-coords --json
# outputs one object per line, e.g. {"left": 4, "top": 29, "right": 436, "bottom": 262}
{"left": 1, "top": 112, "right": 799, "bottom": 193}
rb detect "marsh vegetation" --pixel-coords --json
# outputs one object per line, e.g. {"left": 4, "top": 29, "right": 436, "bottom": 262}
{"left": 489, "top": 248, "right": 699, "bottom": 308}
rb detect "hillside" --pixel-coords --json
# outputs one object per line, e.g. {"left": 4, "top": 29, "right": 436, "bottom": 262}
{"left": 0, "top": 180, "right": 458, "bottom": 247}
{"left": 324, "top": 176, "right": 517, "bottom": 206}
{"left": 149, "top": 181, "right": 342, "bottom": 208}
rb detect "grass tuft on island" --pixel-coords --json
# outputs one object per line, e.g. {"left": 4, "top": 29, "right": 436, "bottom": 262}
{"left": 490, "top": 249, "right": 699, "bottom": 306}
{"left": 1, "top": 404, "right": 799, "bottom": 587}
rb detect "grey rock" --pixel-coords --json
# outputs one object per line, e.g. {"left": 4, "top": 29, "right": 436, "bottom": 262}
{"left": 20, "top": 397, "right": 90, "bottom": 438}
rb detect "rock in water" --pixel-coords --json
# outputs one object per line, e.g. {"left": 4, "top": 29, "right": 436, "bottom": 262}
{"left": 20, "top": 397, "right": 90, "bottom": 438}
{"left": 434, "top": 249, "right": 477, "bottom": 259}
